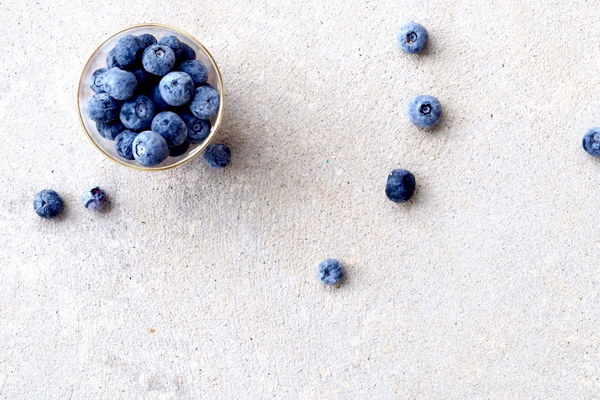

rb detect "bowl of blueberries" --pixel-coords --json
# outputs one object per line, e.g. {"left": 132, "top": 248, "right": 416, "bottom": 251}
{"left": 77, "top": 23, "right": 224, "bottom": 170}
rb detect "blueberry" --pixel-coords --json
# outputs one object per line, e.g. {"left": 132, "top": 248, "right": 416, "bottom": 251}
{"left": 138, "top": 33, "right": 157, "bottom": 48}
{"left": 96, "top": 120, "right": 125, "bottom": 140}
{"left": 86, "top": 93, "right": 120, "bottom": 123}
{"left": 142, "top": 45, "right": 176, "bottom": 76}
{"left": 385, "top": 169, "right": 415, "bottom": 203}
{"left": 180, "top": 112, "right": 211, "bottom": 144}
{"left": 583, "top": 128, "right": 600, "bottom": 157}
{"left": 179, "top": 42, "right": 196, "bottom": 62}
{"left": 151, "top": 111, "right": 188, "bottom": 147}
{"left": 33, "top": 189, "right": 64, "bottom": 219}
{"left": 106, "top": 48, "right": 120, "bottom": 68}
{"left": 81, "top": 187, "right": 107, "bottom": 211}
{"left": 119, "top": 95, "right": 155, "bottom": 131}
{"left": 148, "top": 84, "right": 169, "bottom": 111}
{"left": 130, "top": 67, "right": 154, "bottom": 91}
{"left": 159, "top": 72, "right": 194, "bottom": 106}
{"left": 103, "top": 67, "right": 137, "bottom": 101}
{"left": 189, "top": 85, "right": 220, "bottom": 119}
{"left": 407, "top": 95, "right": 442, "bottom": 128}
{"left": 132, "top": 130, "right": 169, "bottom": 166}
{"left": 397, "top": 22, "right": 429, "bottom": 54}
{"left": 203, "top": 143, "right": 230, "bottom": 168}
{"left": 113, "top": 34, "right": 144, "bottom": 68}
{"left": 317, "top": 259, "right": 344, "bottom": 285}
{"left": 169, "top": 140, "right": 190, "bottom": 157}
{"left": 115, "top": 130, "right": 137, "bottom": 160}
{"left": 90, "top": 68, "right": 107, "bottom": 93}
{"left": 177, "top": 60, "right": 208, "bottom": 86}
{"left": 158, "top": 35, "right": 184, "bottom": 59}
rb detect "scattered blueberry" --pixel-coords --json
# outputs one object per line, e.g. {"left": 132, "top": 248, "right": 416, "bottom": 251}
{"left": 90, "top": 68, "right": 107, "bottom": 93}
{"left": 583, "top": 128, "right": 600, "bottom": 157}
{"left": 177, "top": 60, "right": 208, "bottom": 86}
{"left": 138, "top": 33, "right": 157, "bottom": 48}
{"left": 102, "top": 67, "right": 137, "bottom": 100}
{"left": 120, "top": 95, "right": 155, "bottom": 131}
{"left": 106, "top": 48, "right": 120, "bottom": 68}
{"left": 158, "top": 35, "right": 184, "bottom": 59}
{"left": 81, "top": 187, "right": 107, "bottom": 211}
{"left": 142, "top": 45, "right": 176, "bottom": 76}
{"left": 86, "top": 93, "right": 120, "bottom": 123}
{"left": 189, "top": 85, "right": 220, "bottom": 119}
{"left": 317, "top": 259, "right": 344, "bottom": 285}
{"left": 203, "top": 143, "right": 230, "bottom": 168}
{"left": 397, "top": 22, "right": 429, "bottom": 54}
{"left": 169, "top": 140, "right": 190, "bottom": 157}
{"left": 179, "top": 42, "right": 196, "bottom": 62}
{"left": 132, "top": 131, "right": 169, "bottom": 166}
{"left": 159, "top": 71, "right": 194, "bottom": 106}
{"left": 96, "top": 120, "right": 125, "bottom": 140}
{"left": 385, "top": 169, "right": 416, "bottom": 203}
{"left": 180, "top": 112, "right": 211, "bottom": 143}
{"left": 113, "top": 35, "right": 144, "bottom": 68}
{"left": 407, "top": 95, "right": 442, "bottom": 128}
{"left": 115, "top": 130, "right": 137, "bottom": 160}
{"left": 151, "top": 111, "right": 188, "bottom": 147}
{"left": 33, "top": 189, "right": 64, "bottom": 219}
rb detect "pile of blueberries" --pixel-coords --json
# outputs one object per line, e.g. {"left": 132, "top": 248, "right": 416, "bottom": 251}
{"left": 85, "top": 32, "right": 230, "bottom": 168}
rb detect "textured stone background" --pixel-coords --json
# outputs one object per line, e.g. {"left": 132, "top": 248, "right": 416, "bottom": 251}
{"left": 1, "top": 0, "right": 600, "bottom": 399}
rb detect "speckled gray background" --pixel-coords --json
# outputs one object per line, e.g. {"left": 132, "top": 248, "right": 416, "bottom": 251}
{"left": 1, "top": 0, "right": 600, "bottom": 399}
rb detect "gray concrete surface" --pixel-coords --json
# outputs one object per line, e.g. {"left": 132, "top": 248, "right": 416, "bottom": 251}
{"left": 1, "top": 0, "right": 600, "bottom": 398}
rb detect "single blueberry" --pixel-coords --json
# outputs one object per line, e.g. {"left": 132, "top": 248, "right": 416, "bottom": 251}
{"left": 147, "top": 84, "right": 168, "bottom": 111}
{"left": 151, "top": 111, "right": 188, "bottom": 147}
{"left": 142, "top": 45, "right": 176, "bottom": 76}
{"left": 385, "top": 169, "right": 416, "bottom": 203}
{"left": 106, "top": 48, "right": 120, "bottom": 68}
{"left": 33, "top": 189, "right": 64, "bottom": 219}
{"left": 86, "top": 93, "right": 120, "bottom": 123}
{"left": 177, "top": 60, "right": 208, "bottom": 86}
{"left": 158, "top": 35, "right": 184, "bottom": 59}
{"left": 407, "top": 95, "right": 442, "bottom": 128}
{"left": 90, "top": 68, "right": 107, "bottom": 93}
{"left": 397, "top": 22, "right": 429, "bottom": 54}
{"left": 132, "top": 130, "right": 169, "bottom": 166}
{"left": 115, "top": 130, "right": 137, "bottom": 160}
{"left": 138, "top": 33, "right": 157, "bottom": 48}
{"left": 130, "top": 67, "right": 154, "bottom": 91}
{"left": 203, "top": 143, "right": 230, "bottom": 168}
{"left": 103, "top": 67, "right": 137, "bottom": 101}
{"left": 81, "top": 187, "right": 107, "bottom": 211}
{"left": 120, "top": 95, "right": 156, "bottom": 131}
{"left": 317, "top": 259, "right": 344, "bottom": 285}
{"left": 113, "top": 34, "right": 144, "bottom": 68}
{"left": 583, "top": 128, "right": 600, "bottom": 157}
{"left": 96, "top": 120, "right": 125, "bottom": 140}
{"left": 159, "top": 71, "right": 194, "bottom": 106}
{"left": 189, "top": 85, "right": 220, "bottom": 119}
{"left": 179, "top": 42, "right": 196, "bottom": 62}
{"left": 169, "top": 141, "right": 190, "bottom": 157}
{"left": 180, "top": 112, "right": 211, "bottom": 144}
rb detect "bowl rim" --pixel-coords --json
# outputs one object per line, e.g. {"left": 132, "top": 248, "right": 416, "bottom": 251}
{"left": 77, "top": 23, "right": 225, "bottom": 171}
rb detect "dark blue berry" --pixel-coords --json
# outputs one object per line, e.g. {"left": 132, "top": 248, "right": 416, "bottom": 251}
{"left": 33, "top": 189, "right": 64, "bottom": 219}
{"left": 180, "top": 112, "right": 211, "bottom": 144}
{"left": 106, "top": 48, "right": 120, "bottom": 68}
{"left": 169, "top": 141, "right": 190, "bottom": 157}
{"left": 130, "top": 67, "right": 153, "bottom": 91}
{"left": 115, "top": 130, "right": 137, "bottom": 160}
{"left": 158, "top": 35, "right": 184, "bottom": 59}
{"left": 103, "top": 67, "right": 137, "bottom": 101}
{"left": 189, "top": 85, "right": 220, "bottom": 119}
{"left": 151, "top": 111, "right": 188, "bottom": 147}
{"left": 113, "top": 35, "right": 144, "bottom": 68}
{"left": 120, "top": 95, "right": 155, "bottom": 131}
{"left": 385, "top": 169, "right": 415, "bottom": 203}
{"left": 96, "top": 120, "right": 125, "bottom": 140}
{"left": 407, "top": 95, "right": 442, "bottom": 128}
{"left": 177, "top": 60, "right": 208, "bottom": 86}
{"left": 397, "top": 22, "right": 429, "bottom": 54}
{"left": 138, "top": 34, "right": 157, "bottom": 48}
{"left": 142, "top": 45, "right": 176, "bottom": 76}
{"left": 81, "top": 187, "right": 107, "bottom": 211}
{"left": 86, "top": 93, "right": 120, "bottom": 123}
{"left": 132, "top": 131, "right": 169, "bottom": 166}
{"left": 318, "top": 259, "right": 344, "bottom": 285}
{"left": 159, "top": 72, "right": 194, "bottom": 106}
{"left": 90, "top": 68, "right": 107, "bottom": 93}
{"left": 583, "top": 128, "right": 600, "bottom": 157}
{"left": 203, "top": 143, "right": 230, "bottom": 168}
{"left": 179, "top": 42, "right": 196, "bottom": 62}
{"left": 148, "top": 84, "right": 169, "bottom": 111}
